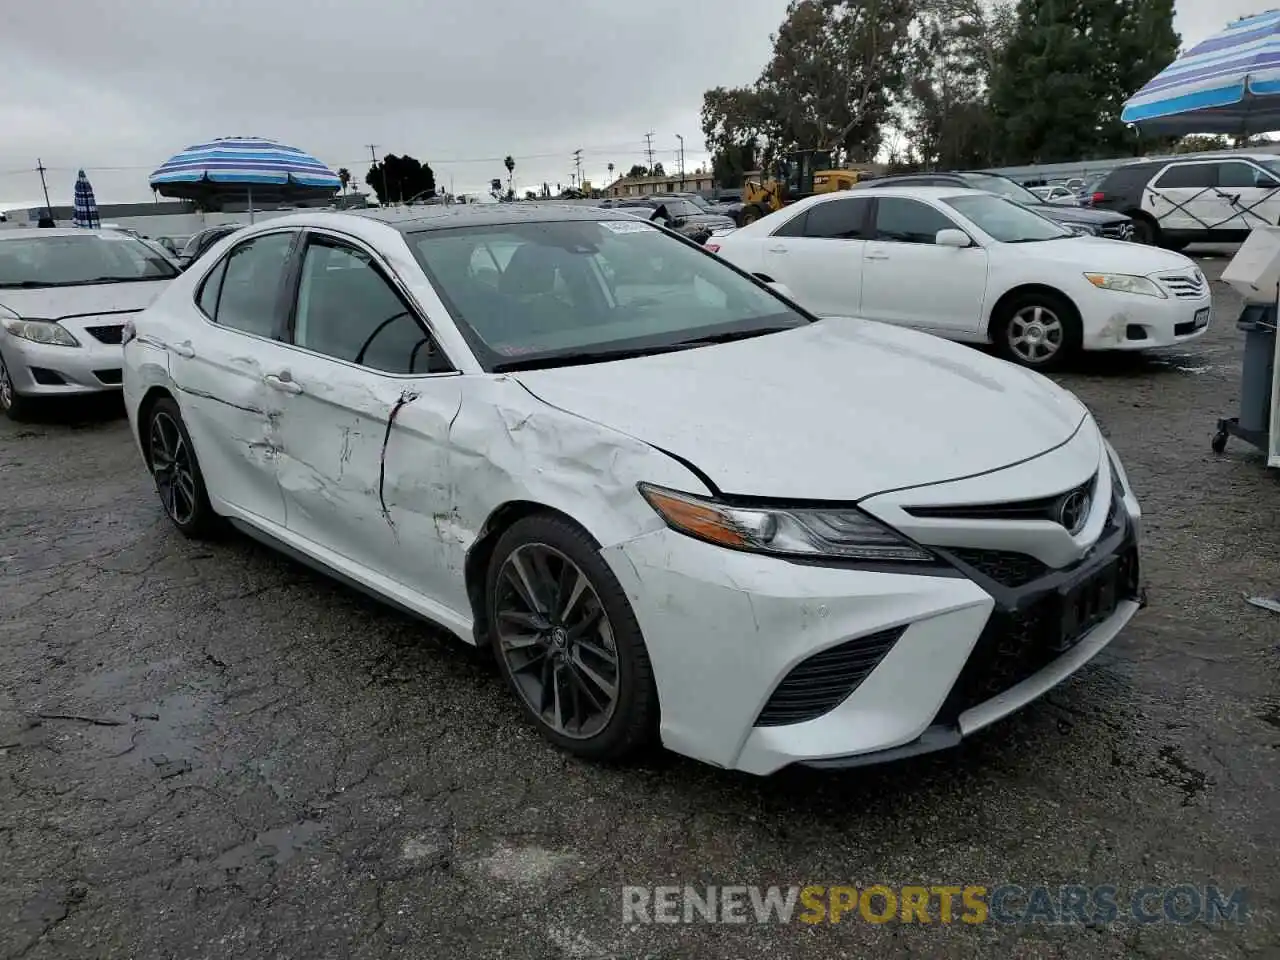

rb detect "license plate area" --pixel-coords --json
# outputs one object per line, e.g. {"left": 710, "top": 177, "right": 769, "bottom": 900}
{"left": 1193, "top": 307, "right": 1210, "bottom": 329}
{"left": 1053, "top": 560, "right": 1123, "bottom": 653}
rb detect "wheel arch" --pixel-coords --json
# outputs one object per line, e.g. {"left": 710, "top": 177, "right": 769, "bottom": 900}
{"left": 985, "top": 283, "right": 1082, "bottom": 343}
{"left": 464, "top": 499, "right": 601, "bottom": 645}
{"left": 135, "top": 385, "right": 178, "bottom": 468}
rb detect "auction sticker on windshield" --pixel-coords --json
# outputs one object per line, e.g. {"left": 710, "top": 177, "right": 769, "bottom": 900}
{"left": 600, "top": 220, "right": 659, "bottom": 234}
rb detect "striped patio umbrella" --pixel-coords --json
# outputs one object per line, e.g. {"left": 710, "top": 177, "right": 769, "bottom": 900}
{"left": 148, "top": 137, "right": 341, "bottom": 222}
{"left": 72, "top": 169, "right": 100, "bottom": 228}
{"left": 1122, "top": 10, "right": 1280, "bottom": 136}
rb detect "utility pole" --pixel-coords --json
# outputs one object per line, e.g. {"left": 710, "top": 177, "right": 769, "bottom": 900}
{"left": 367, "top": 144, "right": 389, "bottom": 206}
{"left": 35, "top": 159, "right": 53, "bottom": 220}
{"left": 572, "top": 149, "right": 583, "bottom": 192}
{"left": 675, "top": 134, "right": 685, "bottom": 186}
{"left": 644, "top": 132, "right": 655, "bottom": 174}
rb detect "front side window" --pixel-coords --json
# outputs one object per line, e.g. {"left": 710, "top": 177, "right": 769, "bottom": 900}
{"left": 873, "top": 198, "right": 959, "bottom": 244}
{"left": 292, "top": 240, "right": 450, "bottom": 374}
{"left": 211, "top": 232, "right": 294, "bottom": 338}
{"left": 943, "top": 194, "right": 1070, "bottom": 243}
{"left": 1218, "top": 161, "right": 1279, "bottom": 189}
{"left": 409, "top": 218, "right": 810, "bottom": 371}
{"left": 0, "top": 234, "right": 178, "bottom": 288}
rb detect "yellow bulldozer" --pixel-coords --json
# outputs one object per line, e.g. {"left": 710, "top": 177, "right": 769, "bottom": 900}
{"left": 737, "top": 149, "right": 867, "bottom": 225}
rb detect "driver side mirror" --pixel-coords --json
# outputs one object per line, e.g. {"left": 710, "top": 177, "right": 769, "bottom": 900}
{"left": 1258, "top": 176, "right": 1280, "bottom": 189}
{"left": 936, "top": 229, "right": 972, "bottom": 248}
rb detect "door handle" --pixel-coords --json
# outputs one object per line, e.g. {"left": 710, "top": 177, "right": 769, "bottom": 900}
{"left": 264, "top": 372, "right": 303, "bottom": 395}
{"left": 866, "top": 252, "right": 890, "bottom": 260}
{"left": 170, "top": 341, "right": 195, "bottom": 359}
{"left": 767, "top": 245, "right": 788, "bottom": 253}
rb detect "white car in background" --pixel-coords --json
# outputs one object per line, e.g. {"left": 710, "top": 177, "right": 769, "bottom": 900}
{"left": 0, "top": 229, "right": 179, "bottom": 419}
{"left": 122, "top": 205, "right": 1143, "bottom": 775}
{"left": 709, "top": 186, "right": 1213, "bottom": 369}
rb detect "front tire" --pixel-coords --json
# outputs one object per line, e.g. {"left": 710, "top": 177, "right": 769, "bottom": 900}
{"left": 994, "top": 291, "right": 1082, "bottom": 371}
{"left": 740, "top": 204, "right": 766, "bottom": 226}
{"left": 1129, "top": 213, "right": 1159, "bottom": 245}
{"left": 0, "top": 352, "right": 35, "bottom": 421}
{"left": 145, "top": 397, "right": 221, "bottom": 538}
{"left": 486, "top": 514, "right": 658, "bottom": 762}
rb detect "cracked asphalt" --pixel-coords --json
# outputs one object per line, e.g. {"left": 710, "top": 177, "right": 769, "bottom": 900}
{"left": 3, "top": 252, "right": 1280, "bottom": 959}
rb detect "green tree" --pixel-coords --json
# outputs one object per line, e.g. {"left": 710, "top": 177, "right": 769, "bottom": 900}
{"left": 336, "top": 167, "right": 351, "bottom": 195}
{"left": 504, "top": 155, "right": 515, "bottom": 194}
{"left": 651, "top": 162, "right": 666, "bottom": 177}
{"left": 988, "top": 0, "right": 1179, "bottom": 164}
{"left": 710, "top": 140, "right": 758, "bottom": 188}
{"left": 626, "top": 164, "right": 648, "bottom": 177}
{"left": 365, "top": 154, "right": 435, "bottom": 204}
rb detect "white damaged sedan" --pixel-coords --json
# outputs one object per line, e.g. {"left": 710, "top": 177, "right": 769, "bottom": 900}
{"left": 123, "top": 205, "right": 1144, "bottom": 775}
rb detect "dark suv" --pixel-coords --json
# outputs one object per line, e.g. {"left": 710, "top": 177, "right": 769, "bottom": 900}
{"left": 856, "top": 172, "right": 1135, "bottom": 241}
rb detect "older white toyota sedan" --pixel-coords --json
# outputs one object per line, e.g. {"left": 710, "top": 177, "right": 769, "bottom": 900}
{"left": 0, "top": 229, "right": 179, "bottom": 418}
{"left": 123, "top": 206, "right": 1143, "bottom": 775}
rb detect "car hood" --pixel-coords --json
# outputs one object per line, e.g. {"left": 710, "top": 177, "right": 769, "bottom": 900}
{"left": 1027, "top": 202, "right": 1126, "bottom": 225}
{"left": 1013, "top": 236, "right": 1196, "bottom": 273}
{"left": 512, "top": 320, "right": 1088, "bottom": 501}
{"left": 0, "top": 279, "right": 174, "bottom": 319}
{"left": 675, "top": 213, "right": 737, "bottom": 228}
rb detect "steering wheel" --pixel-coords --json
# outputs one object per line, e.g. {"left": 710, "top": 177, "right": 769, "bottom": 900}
{"left": 353, "top": 311, "right": 411, "bottom": 366}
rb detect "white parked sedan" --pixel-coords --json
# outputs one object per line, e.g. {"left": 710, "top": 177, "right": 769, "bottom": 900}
{"left": 123, "top": 205, "right": 1143, "bottom": 775}
{"left": 0, "top": 229, "right": 179, "bottom": 418}
{"left": 709, "top": 186, "right": 1212, "bottom": 369}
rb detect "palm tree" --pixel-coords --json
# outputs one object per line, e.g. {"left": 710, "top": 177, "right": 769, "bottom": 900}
{"left": 337, "top": 167, "right": 351, "bottom": 196}
{"left": 608, "top": 162, "right": 615, "bottom": 182}
{"left": 504, "top": 155, "right": 515, "bottom": 195}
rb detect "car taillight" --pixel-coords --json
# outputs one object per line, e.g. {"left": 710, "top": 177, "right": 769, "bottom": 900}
{"left": 121, "top": 321, "right": 136, "bottom": 345}
{"left": 705, "top": 243, "right": 720, "bottom": 253}
{"left": 1091, "top": 191, "right": 1105, "bottom": 204}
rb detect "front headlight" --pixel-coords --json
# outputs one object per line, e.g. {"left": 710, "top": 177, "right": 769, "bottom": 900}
{"left": 1064, "top": 223, "right": 1100, "bottom": 237}
{"left": 638, "top": 484, "right": 934, "bottom": 563}
{"left": 1, "top": 317, "right": 80, "bottom": 346}
{"left": 1083, "top": 273, "right": 1167, "bottom": 298}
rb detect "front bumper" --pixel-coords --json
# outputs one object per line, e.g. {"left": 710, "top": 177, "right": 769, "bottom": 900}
{"left": 605, "top": 431, "right": 1143, "bottom": 775}
{"left": 0, "top": 334, "right": 124, "bottom": 396}
{"left": 1080, "top": 287, "right": 1212, "bottom": 351}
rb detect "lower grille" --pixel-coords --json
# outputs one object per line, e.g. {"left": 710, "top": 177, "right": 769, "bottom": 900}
{"left": 944, "top": 548, "right": 1048, "bottom": 587}
{"left": 29, "top": 367, "right": 66, "bottom": 385}
{"left": 939, "top": 546, "right": 1140, "bottom": 719}
{"left": 85, "top": 324, "right": 124, "bottom": 344}
{"left": 94, "top": 368, "right": 122, "bottom": 385}
{"left": 1101, "top": 223, "right": 1134, "bottom": 241}
{"left": 755, "top": 627, "right": 904, "bottom": 727}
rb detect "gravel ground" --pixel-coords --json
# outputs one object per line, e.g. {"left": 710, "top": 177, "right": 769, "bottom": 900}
{"left": 2, "top": 253, "right": 1279, "bottom": 959}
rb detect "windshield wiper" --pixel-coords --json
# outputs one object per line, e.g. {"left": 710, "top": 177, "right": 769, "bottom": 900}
{"left": 0, "top": 280, "right": 52, "bottom": 289}
{"left": 492, "top": 343, "right": 696, "bottom": 372}
{"left": 672, "top": 326, "right": 798, "bottom": 346}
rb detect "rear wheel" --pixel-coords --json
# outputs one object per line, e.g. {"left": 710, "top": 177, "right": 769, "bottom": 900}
{"left": 145, "top": 397, "right": 221, "bottom": 538}
{"left": 0, "top": 353, "right": 35, "bottom": 421}
{"left": 487, "top": 514, "right": 658, "bottom": 762}
{"left": 994, "top": 291, "right": 1082, "bottom": 371}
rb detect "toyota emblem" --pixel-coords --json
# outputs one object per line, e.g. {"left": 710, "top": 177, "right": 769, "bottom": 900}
{"left": 1057, "top": 490, "right": 1091, "bottom": 535}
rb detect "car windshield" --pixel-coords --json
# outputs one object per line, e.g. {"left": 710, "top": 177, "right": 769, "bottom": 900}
{"left": 943, "top": 194, "right": 1072, "bottom": 243}
{"left": 684, "top": 195, "right": 712, "bottom": 211}
{"left": 963, "top": 174, "right": 1043, "bottom": 205}
{"left": 408, "top": 218, "right": 810, "bottom": 371}
{"left": 0, "top": 234, "right": 179, "bottom": 287}
{"left": 657, "top": 199, "right": 702, "bottom": 217}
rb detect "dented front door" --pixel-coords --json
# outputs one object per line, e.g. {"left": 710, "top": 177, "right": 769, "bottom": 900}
{"left": 169, "top": 325, "right": 290, "bottom": 525}
{"left": 268, "top": 352, "right": 464, "bottom": 598}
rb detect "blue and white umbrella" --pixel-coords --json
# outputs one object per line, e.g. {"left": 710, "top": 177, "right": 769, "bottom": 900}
{"left": 149, "top": 137, "right": 341, "bottom": 221}
{"left": 1123, "top": 10, "right": 1280, "bottom": 136}
{"left": 72, "top": 169, "right": 100, "bottom": 228}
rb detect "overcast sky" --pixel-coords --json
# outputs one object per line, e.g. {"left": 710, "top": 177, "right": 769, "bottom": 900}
{"left": 0, "top": 0, "right": 1261, "bottom": 208}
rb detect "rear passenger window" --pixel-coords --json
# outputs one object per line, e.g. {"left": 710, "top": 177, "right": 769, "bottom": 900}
{"left": 293, "top": 240, "right": 452, "bottom": 375}
{"left": 213, "top": 233, "right": 294, "bottom": 338}
{"left": 803, "top": 198, "right": 872, "bottom": 239}
{"left": 1153, "top": 164, "right": 1215, "bottom": 189}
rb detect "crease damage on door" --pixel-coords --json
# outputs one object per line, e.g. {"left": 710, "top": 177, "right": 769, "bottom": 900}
{"left": 174, "top": 353, "right": 286, "bottom": 471}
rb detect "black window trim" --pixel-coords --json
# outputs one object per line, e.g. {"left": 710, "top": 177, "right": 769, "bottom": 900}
{"left": 1152, "top": 160, "right": 1219, "bottom": 190}
{"left": 279, "top": 227, "right": 459, "bottom": 379}
{"left": 190, "top": 227, "right": 301, "bottom": 345}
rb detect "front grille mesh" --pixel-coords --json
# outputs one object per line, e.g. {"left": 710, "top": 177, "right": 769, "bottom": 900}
{"left": 755, "top": 628, "right": 904, "bottom": 727}
{"left": 85, "top": 324, "right": 124, "bottom": 344}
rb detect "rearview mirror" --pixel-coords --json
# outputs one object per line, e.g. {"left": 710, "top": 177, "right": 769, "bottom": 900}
{"left": 936, "top": 229, "right": 972, "bottom": 248}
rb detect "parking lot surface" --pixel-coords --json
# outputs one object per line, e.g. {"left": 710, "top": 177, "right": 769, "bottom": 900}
{"left": 2, "top": 254, "right": 1279, "bottom": 959}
